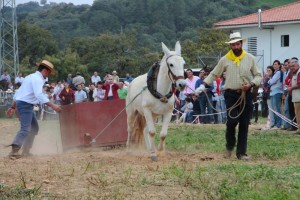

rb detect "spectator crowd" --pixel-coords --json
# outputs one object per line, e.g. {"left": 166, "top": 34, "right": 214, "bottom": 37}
{"left": 0, "top": 69, "right": 134, "bottom": 120}
{"left": 2, "top": 57, "right": 300, "bottom": 135}
{"left": 174, "top": 57, "right": 300, "bottom": 134}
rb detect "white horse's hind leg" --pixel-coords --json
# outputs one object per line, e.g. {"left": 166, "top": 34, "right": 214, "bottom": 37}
{"left": 157, "top": 112, "right": 172, "bottom": 152}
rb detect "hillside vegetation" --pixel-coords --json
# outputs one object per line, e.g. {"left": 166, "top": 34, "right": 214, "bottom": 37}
{"left": 7, "top": 0, "right": 297, "bottom": 80}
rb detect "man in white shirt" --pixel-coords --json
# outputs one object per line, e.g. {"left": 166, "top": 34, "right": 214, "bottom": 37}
{"left": 91, "top": 71, "right": 101, "bottom": 85}
{"left": 7, "top": 60, "right": 62, "bottom": 159}
{"left": 74, "top": 84, "right": 87, "bottom": 103}
{"left": 15, "top": 72, "right": 24, "bottom": 85}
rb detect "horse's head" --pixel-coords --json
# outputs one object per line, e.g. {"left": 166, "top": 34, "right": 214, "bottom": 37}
{"left": 162, "top": 41, "right": 186, "bottom": 91}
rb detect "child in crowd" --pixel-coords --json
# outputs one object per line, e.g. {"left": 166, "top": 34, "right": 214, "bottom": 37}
{"left": 176, "top": 97, "right": 193, "bottom": 123}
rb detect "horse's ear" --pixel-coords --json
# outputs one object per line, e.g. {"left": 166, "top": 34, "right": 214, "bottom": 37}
{"left": 175, "top": 41, "right": 181, "bottom": 56}
{"left": 162, "top": 42, "right": 170, "bottom": 56}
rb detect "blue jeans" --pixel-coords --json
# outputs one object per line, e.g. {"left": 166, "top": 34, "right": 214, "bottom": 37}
{"left": 267, "top": 99, "right": 275, "bottom": 128}
{"left": 270, "top": 93, "right": 282, "bottom": 128}
{"left": 224, "top": 90, "right": 253, "bottom": 157}
{"left": 198, "top": 93, "right": 214, "bottom": 124}
{"left": 12, "top": 101, "right": 39, "bottom": 147}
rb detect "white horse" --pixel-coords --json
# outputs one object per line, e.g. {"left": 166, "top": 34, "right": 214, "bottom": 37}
{"left": 126, "top": 41, "right": 186, "bottom": 161}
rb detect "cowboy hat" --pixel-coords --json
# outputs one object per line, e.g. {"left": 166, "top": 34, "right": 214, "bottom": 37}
{"left": 225, "top": 32, "right": 246, "bottom": 44}
{"left": 39, "top": 60, "right": 54, "bottom": 74}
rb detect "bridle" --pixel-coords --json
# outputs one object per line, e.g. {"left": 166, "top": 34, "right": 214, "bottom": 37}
{"left": 165, "top": 55, "right": 185, "bottom": 82}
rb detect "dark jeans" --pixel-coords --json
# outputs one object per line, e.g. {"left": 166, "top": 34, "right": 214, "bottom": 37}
{"left": 198, "top": 93, "right": 214, "bottom": 124}
{"left": 186, "top": 110, "right": 200, "bottom": 123}
{"left": 224, "top": 90, "right": 253, "bottom": 158}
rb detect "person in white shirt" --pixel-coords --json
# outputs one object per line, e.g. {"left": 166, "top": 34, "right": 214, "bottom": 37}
{"left": 91, "top": 71, "right": 101, "bottom": 85}
{"left": 74, "top": 84, "right": 87, "bottom": 103}
{"left": 6, "top": 60, "right": 62, "bottom": 159}
{"left": 93, "top": 81, "right": 105, "bottom": 101}
{"left": 15, "top": 72, "right": 24, "bottom": 85}
{"left": 0, "top": 69, "right": 11, "bottom": 83}
{"left": 53, "top": 80, "right": 64, "bottom": 105}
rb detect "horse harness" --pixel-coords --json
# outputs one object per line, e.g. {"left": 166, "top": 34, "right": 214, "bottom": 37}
{"left": 147, "top": 55, "right": 184, "bottom": 103}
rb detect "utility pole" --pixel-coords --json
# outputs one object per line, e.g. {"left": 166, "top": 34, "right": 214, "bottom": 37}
{"left": 0, "top": 0, "right": 19, "bottom": 78}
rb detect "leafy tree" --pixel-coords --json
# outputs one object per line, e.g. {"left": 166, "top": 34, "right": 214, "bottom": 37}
{"left": 18, "top": 21, "right": 58, "bottom": 67}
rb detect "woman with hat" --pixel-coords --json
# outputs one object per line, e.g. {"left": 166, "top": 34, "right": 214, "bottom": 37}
{"left": 6, "top": 60, "right": 62, "bottom": 159}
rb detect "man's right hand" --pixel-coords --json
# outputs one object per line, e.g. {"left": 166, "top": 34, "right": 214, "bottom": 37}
{"left": 6, "top": 108, "right": 15, "bottom": 118}
{"left": 52, "top": 104, "right": 62, "bottom": 112}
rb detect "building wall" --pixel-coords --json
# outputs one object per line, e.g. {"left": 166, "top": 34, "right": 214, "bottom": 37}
{"left": 231, "top": 24, "right": 300, "bottom": 73}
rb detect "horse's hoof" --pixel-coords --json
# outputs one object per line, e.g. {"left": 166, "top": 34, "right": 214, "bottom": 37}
{"left": 151, "top": 156, "right": 158, "bottom": 162}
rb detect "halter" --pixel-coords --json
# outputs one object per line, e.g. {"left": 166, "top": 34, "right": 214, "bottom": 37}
{"left": 147, "top": 54, "right": 184, "bottom": 103}
{"left": 166, "top": 55, "right": 185, "bottom": 81}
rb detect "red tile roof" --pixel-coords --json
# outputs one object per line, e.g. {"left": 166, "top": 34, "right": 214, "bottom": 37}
{"left": 214, "top": 1, "right": 300, "bottom": 27}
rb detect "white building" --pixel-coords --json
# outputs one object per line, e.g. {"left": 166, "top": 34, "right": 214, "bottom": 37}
{"left": 214, "top": 2, "right": 300, "bottom": 72}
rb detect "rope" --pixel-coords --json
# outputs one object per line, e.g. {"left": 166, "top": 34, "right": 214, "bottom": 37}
{"left": 268, "top": 106, "right": 298, "bottom": 128}
{"left": 90, "top": 86, "right": 148, "bottom": 144}
{"left": 197, "top": 89, "right": 246, "bottom": 119}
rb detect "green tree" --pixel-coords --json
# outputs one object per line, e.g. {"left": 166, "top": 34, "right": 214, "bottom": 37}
{"left": 18, "top": 21, "right": 58, "bottom": 67}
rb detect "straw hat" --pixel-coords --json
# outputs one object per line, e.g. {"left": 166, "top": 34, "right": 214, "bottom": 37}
{"left": 225, "top": 32, "right": 246, "bottom": 44}
{"left": 39, "top": 60, "right": 54, "bottom": 74}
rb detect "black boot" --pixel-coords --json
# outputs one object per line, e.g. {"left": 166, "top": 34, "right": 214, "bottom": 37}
{"left": 9, "top": 144, "right": 22, "bottom": 159}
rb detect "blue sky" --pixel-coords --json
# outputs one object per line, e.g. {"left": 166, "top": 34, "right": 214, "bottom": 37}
{"left": 16, "top": 0, "right": 94, "bottom": 5}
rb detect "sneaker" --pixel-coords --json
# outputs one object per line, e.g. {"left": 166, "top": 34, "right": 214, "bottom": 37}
{"left": 224, "top": 150, "right": 232, "bottom": 159}
{"left": 280, "top": 127, "right": 287, "bottom": 130}
{"left": 270, "top": 127, "right": 280, "bottom": 130}
{"left": 237, "top": 154, "right": 250, "bottom": 161}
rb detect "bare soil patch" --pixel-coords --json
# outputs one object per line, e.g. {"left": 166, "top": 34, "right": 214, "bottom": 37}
{"left": 0, "top": 119, "right": 298, "bottom": 199}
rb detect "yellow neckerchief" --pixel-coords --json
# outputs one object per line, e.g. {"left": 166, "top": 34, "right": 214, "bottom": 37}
{"left": 225, "top": 49, "right": 246, "bottom": 66}
{"left": 66, "top": 88, "right": 69, "bottom": 93}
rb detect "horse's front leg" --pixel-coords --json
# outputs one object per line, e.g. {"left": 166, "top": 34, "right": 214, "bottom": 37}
{"left": 157, "top": 112, "right": 172, "bottom": 152}
{"left": 143, "top": 109, "right": 157, "bottom": 161}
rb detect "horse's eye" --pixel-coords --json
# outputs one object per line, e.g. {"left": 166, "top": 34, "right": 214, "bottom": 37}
{"left": 170, "top": 64, "right": 174, "bottom": 67}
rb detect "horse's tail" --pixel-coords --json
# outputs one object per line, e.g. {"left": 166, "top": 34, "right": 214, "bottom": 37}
{"left": 131, "top": 111, "right": 146, "bottom": 146}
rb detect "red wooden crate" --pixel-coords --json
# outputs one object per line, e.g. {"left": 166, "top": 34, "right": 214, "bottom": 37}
{"left": 59, "top": 100, "right": 128, "bottom": 151}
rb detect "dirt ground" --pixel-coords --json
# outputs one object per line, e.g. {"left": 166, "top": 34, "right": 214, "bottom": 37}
{"left": 0, "top": 119, "right": 296, "bottom": 199}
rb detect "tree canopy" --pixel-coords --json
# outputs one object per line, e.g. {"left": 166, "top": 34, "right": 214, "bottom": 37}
{"left": 7, "top": 0, "right": 292, "bottom": 80}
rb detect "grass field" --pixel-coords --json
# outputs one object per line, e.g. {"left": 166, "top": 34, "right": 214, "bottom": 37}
{"left": 157, "top": 123, "right": 300, "bottom": 199}
{"left": 0, "top": 119, "right": 299, "bottom": 199}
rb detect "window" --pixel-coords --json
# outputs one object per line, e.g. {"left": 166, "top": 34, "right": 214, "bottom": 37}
{"left": 247, "top": 37, "right": 257, "bottom": 56}
{"left": 281, "top": 35, "right": 289, "bottom": 47}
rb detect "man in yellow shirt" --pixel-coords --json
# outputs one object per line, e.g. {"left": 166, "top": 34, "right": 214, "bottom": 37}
{"left": 196, "top": 32, "right": 262, "bottom": 160}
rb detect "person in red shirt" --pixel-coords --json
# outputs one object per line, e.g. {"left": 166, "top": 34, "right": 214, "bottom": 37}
{"left": 59, "top": 82, "right": 75, "bottom": 105}
{"left": 102, "top": 75, "right": 120, "bottom": 100}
